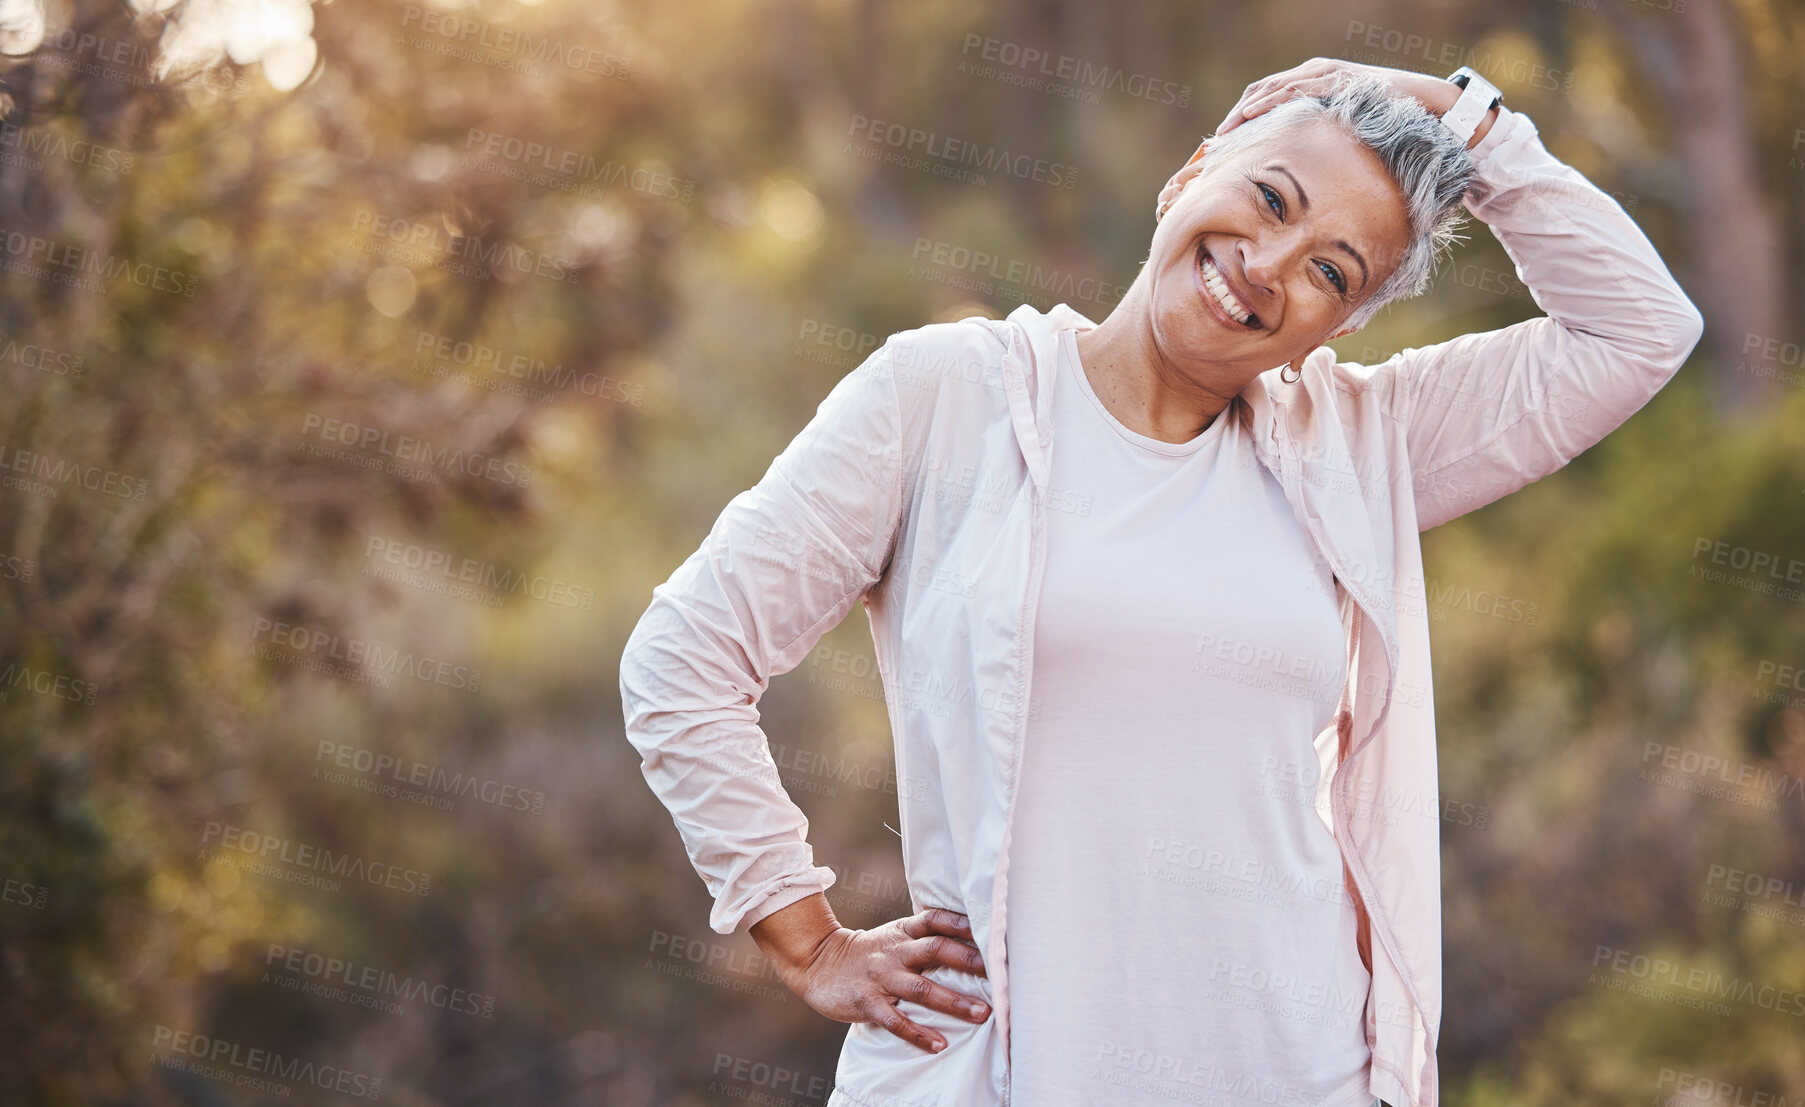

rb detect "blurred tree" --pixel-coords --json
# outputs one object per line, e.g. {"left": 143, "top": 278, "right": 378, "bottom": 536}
{"left": 0, "top": 0, "right": 1801, "bottom": 1103}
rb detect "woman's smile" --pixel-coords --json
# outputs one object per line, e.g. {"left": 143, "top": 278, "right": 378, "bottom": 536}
{"left": 1195, "top": 243, "right": 1262, "bottom": 330}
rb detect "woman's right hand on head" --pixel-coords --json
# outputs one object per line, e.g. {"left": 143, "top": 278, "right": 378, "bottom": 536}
{"left": 752, "top": 900, "right": 992, "bottom": 1054}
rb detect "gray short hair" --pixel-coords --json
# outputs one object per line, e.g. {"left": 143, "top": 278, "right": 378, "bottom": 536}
{"left": 1203, "top": 69, "right": 1474, "bottom": 333}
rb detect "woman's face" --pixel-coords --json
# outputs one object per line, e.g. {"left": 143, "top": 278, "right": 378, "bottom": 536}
{"left": 1147, "top": 117, "right": 1413, "bottom": 384}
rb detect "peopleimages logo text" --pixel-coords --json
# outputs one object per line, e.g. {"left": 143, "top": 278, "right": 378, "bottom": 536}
{"left": 847, "top": 115, "right": 1078, "bottom": 189}
{"left": 200, "top": 821, "right": 433, "bottom": 896}
{"left": 150, "top": 1024, "right": 383, "bottom": 1099}
{"left": 957, "top": 34, "right": 1191, "bottom": 107}
{"left": 300, "top": 414, "right": 532, "bottom": 488}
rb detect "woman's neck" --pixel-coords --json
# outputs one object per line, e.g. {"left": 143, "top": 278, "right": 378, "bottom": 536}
{"left": 1073, "top": 300, "right": 1239, "bottom": 444}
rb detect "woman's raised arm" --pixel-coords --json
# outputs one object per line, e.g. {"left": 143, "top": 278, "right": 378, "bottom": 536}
{"left": 1345, "top": 103, "right": 1705, "bottom": 530}
{"left": 618, "top": 337, "right": 912, "bottom": 937}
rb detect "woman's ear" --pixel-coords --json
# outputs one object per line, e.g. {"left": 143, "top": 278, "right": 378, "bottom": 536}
{"left": 1156, "top": 139, "right": 1210, "bottom": 221}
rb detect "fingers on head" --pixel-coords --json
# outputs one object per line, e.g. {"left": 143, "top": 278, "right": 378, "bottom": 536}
{"left": 1242, "top": 70, "right": 1336, "bottom": 118}
{"left": 1231, "top": 59, "right": 1338, "bottom": 128}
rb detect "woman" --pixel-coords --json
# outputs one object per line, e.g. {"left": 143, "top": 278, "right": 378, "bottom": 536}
{"left": 619, "top": 58, "right": 1703, "bottom": 1107}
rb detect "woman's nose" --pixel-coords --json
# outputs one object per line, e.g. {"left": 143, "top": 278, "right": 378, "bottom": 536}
{"left": 1239, "top": 232, "right": 1305, "bottom": 294}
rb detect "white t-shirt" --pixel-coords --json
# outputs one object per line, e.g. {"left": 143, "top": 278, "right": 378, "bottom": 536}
{"left": 1003, "top": 328, "right": 1375, "bottom": 1107}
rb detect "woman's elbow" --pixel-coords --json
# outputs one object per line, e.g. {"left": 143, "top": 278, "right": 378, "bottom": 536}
{"left": 618, "top": 598, "right": 686, "bottom": 743}
{"left": 1661, "top": 292, "right": 1707, "bottom": 375}
{"left": 1610, "top": 289, "right": 1705, "bottom": 387}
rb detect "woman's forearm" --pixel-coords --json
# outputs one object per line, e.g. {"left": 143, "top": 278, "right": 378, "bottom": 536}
{"left": 749, "top": 892, "right": 842, "bottom": 972}
{"left": 1372, "top": 103, "right": 1704, "bottom": 529}
{"left": 1450, "top": 106, "right": 1701, "bottom": 364}
{"left": 619, "top": 339, "right": 913, "bottom": 936}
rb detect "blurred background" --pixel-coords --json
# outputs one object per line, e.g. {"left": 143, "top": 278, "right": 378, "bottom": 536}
{"left": 2, "top": 0, "right": 1804, "bottom": 1103}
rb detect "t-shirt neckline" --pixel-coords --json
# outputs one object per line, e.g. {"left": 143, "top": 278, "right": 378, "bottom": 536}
{"left": 1059, "top": 328, "right": 1228, "bottom": 457}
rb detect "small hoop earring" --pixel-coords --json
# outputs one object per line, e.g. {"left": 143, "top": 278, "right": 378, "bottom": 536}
{"left": 1280, "top": 363, "right": 1302, "bottom": 384}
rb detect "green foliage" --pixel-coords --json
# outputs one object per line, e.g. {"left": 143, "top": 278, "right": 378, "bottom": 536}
{"left": 2, "top": 0, "right": 1803, "bottom": 1103}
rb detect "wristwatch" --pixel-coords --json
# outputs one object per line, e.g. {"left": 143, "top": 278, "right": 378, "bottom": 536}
{"left": 1441, "top": 66, "right": 1503, "bottom": 147}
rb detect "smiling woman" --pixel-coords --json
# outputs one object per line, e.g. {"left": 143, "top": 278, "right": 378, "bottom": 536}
{"left": 1087, "top": 65, "right": 1478, "bottom": 443}
{"left": 620, "top": 55, "right": 1704, "bottom": 1107}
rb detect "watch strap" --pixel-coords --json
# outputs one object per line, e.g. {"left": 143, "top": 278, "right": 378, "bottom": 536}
{"left": 1442, "top": 66, "right": 1501, "bottom": 147}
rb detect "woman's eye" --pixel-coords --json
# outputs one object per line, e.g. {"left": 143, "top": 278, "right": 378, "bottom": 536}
{"left": 1254, "top": 179, "right": 1345, "bottom": 295}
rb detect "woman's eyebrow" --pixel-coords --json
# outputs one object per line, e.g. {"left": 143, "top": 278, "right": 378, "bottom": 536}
{"left": 1261, "top": 163, "right": 1371, "bottom": 291}
{"left": 1263, "top": 165, "right": 1314, "bottom": 212}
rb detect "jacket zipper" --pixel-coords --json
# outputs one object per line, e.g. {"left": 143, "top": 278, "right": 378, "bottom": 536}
{"left": 995, "top": 488, "right": 1042, "bottom": 1107}
{"left": 991, "top": 338, "right": 1053, "bottom": 1107}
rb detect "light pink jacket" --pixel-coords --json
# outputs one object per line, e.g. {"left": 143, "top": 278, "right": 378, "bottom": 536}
{"left": 619, "top": 103, "right": 1703, "bottom": 1107}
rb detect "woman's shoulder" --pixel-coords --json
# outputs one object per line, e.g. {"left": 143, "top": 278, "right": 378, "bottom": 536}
{"left": 1234, "top": 346, "right": 1407, "bottom": 472}
{"left": 865, "top": 314, "right": 1016, "bottom": 410}
{"left": 878, "top": 314, "right": 1012, "bottom": 373}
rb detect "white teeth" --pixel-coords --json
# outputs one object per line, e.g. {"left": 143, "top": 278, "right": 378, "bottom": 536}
{"left": 1201, "top": 254, "right": 1253, "bottom": 325}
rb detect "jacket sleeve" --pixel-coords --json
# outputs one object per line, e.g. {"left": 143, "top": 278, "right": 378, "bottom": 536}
{"left": 1338, "top": 105, "right": 1705, "bottom": 532}
{"left": 618, "top": 338, "right": 912, "bottom": 936}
